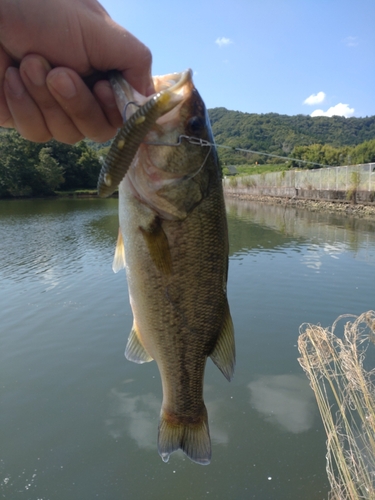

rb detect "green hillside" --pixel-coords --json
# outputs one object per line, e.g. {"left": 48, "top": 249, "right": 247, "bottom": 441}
{"left": 208, "top": 108, "right": 375, "bottom": 165}
{"left": 1, "top": 109, "right": 375, "bottom": 198}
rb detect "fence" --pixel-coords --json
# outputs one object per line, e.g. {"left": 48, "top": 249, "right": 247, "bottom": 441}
{"left": 224, "top": 163, "right": 375, "bottom": 194}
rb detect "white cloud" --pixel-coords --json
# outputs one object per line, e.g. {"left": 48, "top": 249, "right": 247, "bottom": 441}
{"left": 344, "top": 36, "right": 359, "bottom": 47}
{"left": 303, "top": 91, "right": 326, "bottom": 105}
{"left": 215, "top": 37, "right": 233, "bottom": 48}
{"left": 311, "top": 103, "right": 355, "bottom": 118}
{"left": 106, "top": 383, "right": 229, "bottom": 451}
{"left": 248, "top": 374, "right": 317, "bottom": 433}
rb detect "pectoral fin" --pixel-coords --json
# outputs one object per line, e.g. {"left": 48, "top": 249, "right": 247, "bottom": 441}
{"left": 210, "top": 302, "right": 235, "bottom": 381}
{"left": 112, "top": 228, "right": 126, "bottom": 273}
{"left": 125, "top": 322, "right": 153, "bottom": 364}
{"left": 139, "top": 218, "right": 172, "bottom": 275}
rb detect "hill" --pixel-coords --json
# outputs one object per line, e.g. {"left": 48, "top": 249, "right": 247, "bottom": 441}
{"left": 208, "top": 108, "right": 375, "bottom": 165}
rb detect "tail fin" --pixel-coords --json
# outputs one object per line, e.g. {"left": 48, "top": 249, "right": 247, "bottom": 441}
{"left": 158, "top": 406, "right": 211, "bottom": 465}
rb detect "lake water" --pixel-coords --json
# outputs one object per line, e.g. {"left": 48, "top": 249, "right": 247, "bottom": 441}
{"left": 1, "top": 197, "right": 374, "bottom": 500}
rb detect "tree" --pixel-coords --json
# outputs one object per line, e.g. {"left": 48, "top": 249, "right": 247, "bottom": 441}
{"left": 352, "top": 139, "right": 375, "bottom": 164}
{"left": 75, "top": 143, "right": 101, "bottom": 189}
{"left": 0, "top": 130, "right": 102, "bottom": 197}
{"left": 207, "top": 108, "right": 375, "bottom": 166}
{"left": 0, "top": 130, "right": 39, "bottom": 197}
{"left": 36, "top": 147, "right": 64, "bottom": 194}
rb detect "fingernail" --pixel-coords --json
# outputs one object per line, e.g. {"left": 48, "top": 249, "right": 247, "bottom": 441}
{"left": 5, "top": 67, "right": 25, "bottom": 98}
{"left": 23, "top": 58, "right": 49, "bottom": 87}
{"left": 96, "top": 81, "right": 116, "bottom": 108}
{"left": 48, "top": 70, "right": 77, "bottom": 99}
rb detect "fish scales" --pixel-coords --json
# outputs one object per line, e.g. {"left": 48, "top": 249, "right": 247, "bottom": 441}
{"left": 105, "top": 70, "right": 235, "bottom": 465}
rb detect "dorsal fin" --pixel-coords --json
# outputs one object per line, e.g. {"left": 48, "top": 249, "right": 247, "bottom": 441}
{"left": 125, "top": 322, "right": 153, "bottom": 364}
{"left": 210, "top": 301, "right": 235, "bottom": 381}
{"left": 112, "top": 228, "right": 126, "bottom": 273}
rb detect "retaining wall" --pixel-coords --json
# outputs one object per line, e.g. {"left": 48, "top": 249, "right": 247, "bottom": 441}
{"left": 224, "top": 186, "right": 375, "bottom": 204}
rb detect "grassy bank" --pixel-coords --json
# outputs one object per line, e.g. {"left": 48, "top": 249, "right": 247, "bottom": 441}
{"left": 55, "top": 189, "right": 98, "bottom": 197}
{"left": 222, "top": 163, "right": 289, "bottom": 176}
{"left": 54, "top": 189, "right": 118, "bottom": 198}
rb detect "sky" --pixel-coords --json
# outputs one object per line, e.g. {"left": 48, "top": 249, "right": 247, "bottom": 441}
{"left": 100, "top": 0, "right": 375, "bottom": 118}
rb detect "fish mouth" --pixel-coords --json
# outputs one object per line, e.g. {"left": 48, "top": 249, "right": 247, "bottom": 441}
{"left": 110, "top": 69, "right": 193, "bottom": 121}
{"left": 97, "top": 70, "right": 194, "bottom": 198}
{"left": 153, "top": 69, "right": 193, "bottom": 95}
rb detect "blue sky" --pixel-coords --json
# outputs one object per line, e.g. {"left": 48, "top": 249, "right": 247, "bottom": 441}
{"left": 100, "top": 0, "right": 374, "bottom": 118}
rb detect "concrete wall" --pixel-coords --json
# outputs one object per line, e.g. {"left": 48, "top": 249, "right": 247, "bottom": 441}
{"left": 224, "top": 186, "right": 375, "bottom": 204}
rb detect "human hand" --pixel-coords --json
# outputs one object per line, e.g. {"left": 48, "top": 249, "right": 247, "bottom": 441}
{"left": 0, "top": 0, "right": 154, "bottom": 143}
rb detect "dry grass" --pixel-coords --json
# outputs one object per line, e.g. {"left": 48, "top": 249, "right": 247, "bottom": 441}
{"left": 298, "top": 311, "right": 375, "bottom": 499}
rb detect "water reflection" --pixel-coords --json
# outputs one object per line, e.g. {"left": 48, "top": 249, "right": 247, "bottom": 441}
{"left": 300, "top": 242, "right": 350, "bottom": 272}
{"left": 106, "top": 381, "right": 229, "bottom": 455}
{"left": 248, "top": 374, "right": 317, "bottom": 433}
{"left": 106, "top": 383, "right": 160, "bottom": 448}
{"left": 2, "top": 197, "right": 375, "bottom": 499}
{"left": 226, "top": 197, "right": 375, "bottom": 259}
{"left": 0, "top": 199, "right": 118, "bottom": 287}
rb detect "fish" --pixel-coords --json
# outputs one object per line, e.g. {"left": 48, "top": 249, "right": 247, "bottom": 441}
{"left": 98, "top": 69, "right": 235, "bottom": 465}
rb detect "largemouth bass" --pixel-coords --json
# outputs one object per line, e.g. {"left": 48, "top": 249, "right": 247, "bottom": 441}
{"left": 98, "top": 69, "right": 235, "bottom": 465}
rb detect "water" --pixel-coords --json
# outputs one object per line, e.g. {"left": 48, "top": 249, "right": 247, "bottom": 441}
{"left": 1, "top": 197, "right": 374, "bottom": 500}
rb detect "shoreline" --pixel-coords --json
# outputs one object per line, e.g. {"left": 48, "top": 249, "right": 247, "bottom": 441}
{"left": 4, "top": 191, "right": 375, "bottom": 219}
{"left": 224, "top": 192, "right": 375, "bottom": 219}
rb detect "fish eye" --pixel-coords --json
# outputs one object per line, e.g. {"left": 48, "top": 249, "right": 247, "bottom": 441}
{"left": 187, "top": 116, "right": 205, "bottom": 135}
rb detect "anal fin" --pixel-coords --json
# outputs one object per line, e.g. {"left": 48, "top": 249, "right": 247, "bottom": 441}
{"left": 125, "top": 322, "right": 153, "bottom": 364}
{"left": 112, "top": 228, "right": 126, "bottom": 273}
{"left": 210, "top": 301, "right": 235, "bottom": 381}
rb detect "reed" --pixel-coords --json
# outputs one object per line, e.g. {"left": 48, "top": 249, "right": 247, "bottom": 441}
{"left": 298, "top": 311, "right": 375, "bottom": 500}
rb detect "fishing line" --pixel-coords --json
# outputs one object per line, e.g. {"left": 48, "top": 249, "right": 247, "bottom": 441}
{"left": 123, "top": 101, "right": 330, "bottom": 169}
{"left": 122, "top": 101, "right": 141, "bottom": 121}
{"left": 143, "top": 135, "right": 331, "bottom": 169}
{"left": 144, "top": 135, "right": 212, "bottom": 180}
{"left": 119, "top": 100, "right": 328, "bottom": 168}
{"left": 214, "top": 144, "right": 330, "bottom": 169}
{"left": 120, "top": 105, "right": 329, "bottom": 169}
{"left": 184, "top": 143, "right": 212, "bottom": 180}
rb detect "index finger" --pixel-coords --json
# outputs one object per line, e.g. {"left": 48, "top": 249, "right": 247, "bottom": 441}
{"left": 47, "top": 67, "right": 118, "bottom": 143}
{"left": 0, "top": 47, "right": 15, "bottom": 128}
{"left": 87, "top": 20, "right": 155, "bottom": 97}
{"left": 120, "top": 37, "right": 155, "bottom": 97}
